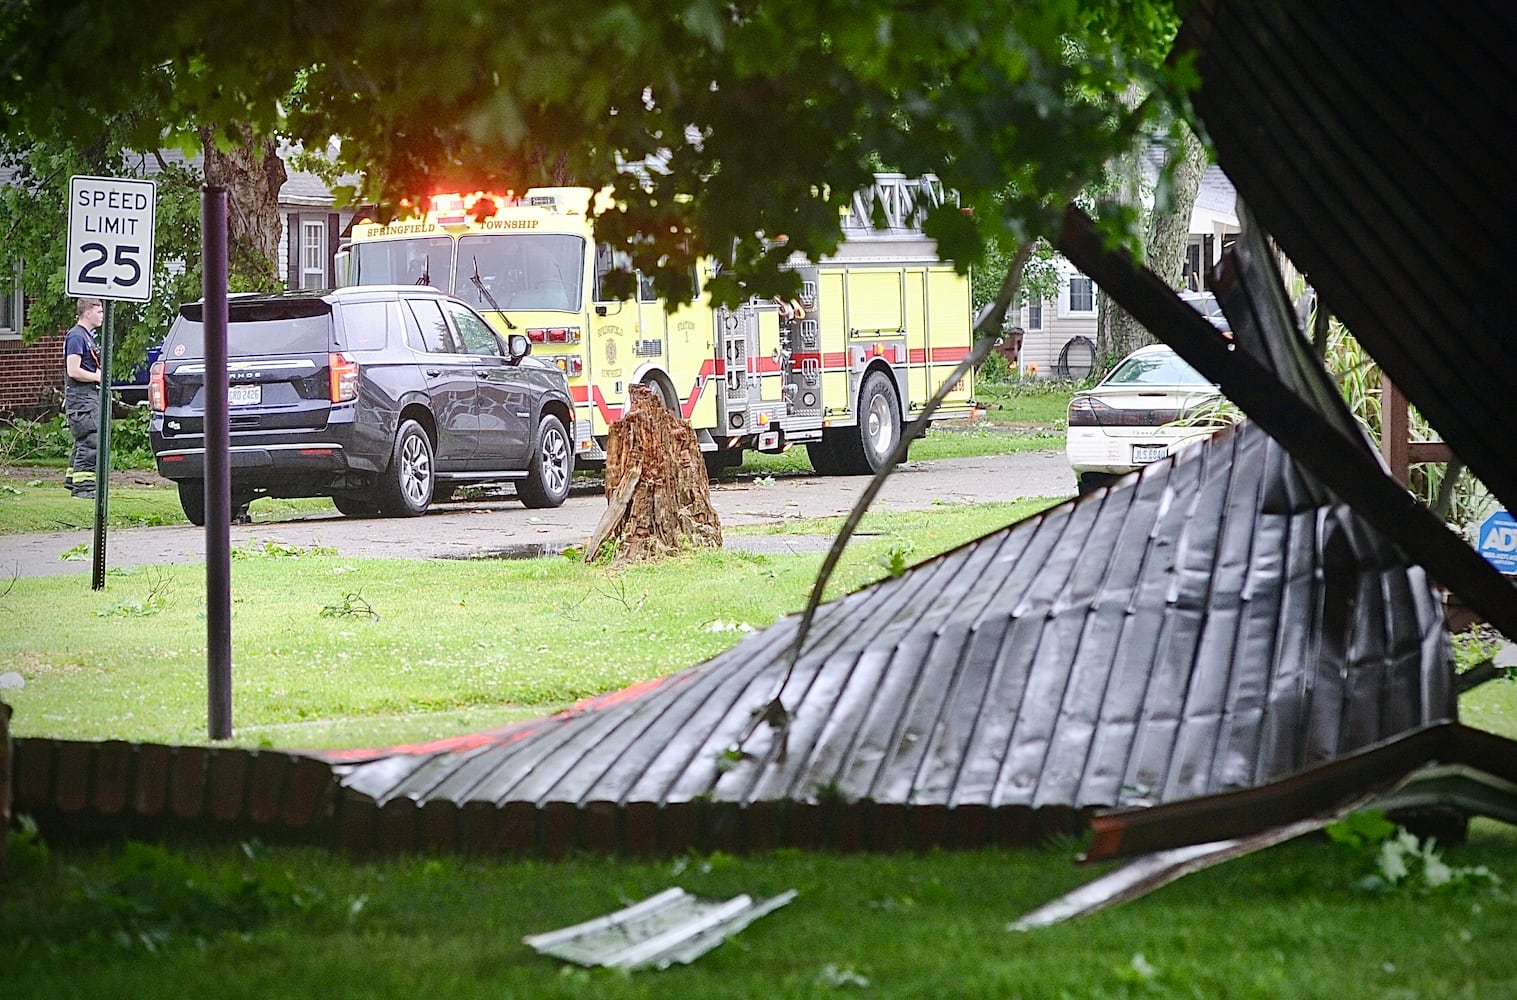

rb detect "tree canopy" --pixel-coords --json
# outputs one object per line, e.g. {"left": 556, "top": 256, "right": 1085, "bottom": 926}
{"left": 0, "top": 122, "right": 205, "bottom": 366}
{"left": 1, "top": 0, "right": 1196, "bottom": 307}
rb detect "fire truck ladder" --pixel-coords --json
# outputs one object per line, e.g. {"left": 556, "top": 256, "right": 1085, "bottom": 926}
{"left": 841, "top": 173, "right": 954, "bottom": 237}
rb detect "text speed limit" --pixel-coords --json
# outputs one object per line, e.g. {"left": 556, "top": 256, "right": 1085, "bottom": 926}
{"left": 67, "top": 175, "right": 157, "bottom": 303}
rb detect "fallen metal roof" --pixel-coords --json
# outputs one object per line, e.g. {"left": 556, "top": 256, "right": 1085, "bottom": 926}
{"left": 321, "top": 415, "right": 1452, "bottom": 853}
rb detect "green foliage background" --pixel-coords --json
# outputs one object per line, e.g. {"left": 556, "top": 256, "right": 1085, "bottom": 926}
{"left": 0, "top": 129, "right": 204, "bottom": 375}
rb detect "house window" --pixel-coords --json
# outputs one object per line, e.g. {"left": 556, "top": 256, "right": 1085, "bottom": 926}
{"left": 0, "top": 264, "right": 22, "bottom": 339}
{"left": 301, "top": 221, "right": 328, "bottom": 289}
{"left": 1025, "top": 301, "right": 1043, "bottom": 331}
{"left": 1067, "top": 275, "right": 1095, "bottom": 314}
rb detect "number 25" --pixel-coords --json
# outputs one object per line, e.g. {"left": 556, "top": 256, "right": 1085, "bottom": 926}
{"left": 78, "top": 242, "right": 142, "bottom": 288}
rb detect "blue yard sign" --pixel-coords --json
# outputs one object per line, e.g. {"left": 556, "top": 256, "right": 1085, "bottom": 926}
{"left": 1477, "top": 510, "right": 1517, "bottom": 575}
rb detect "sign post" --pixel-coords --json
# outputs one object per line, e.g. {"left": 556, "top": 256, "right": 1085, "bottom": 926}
{"left": 66, "top": 175, "right": 156, "bottom": 590}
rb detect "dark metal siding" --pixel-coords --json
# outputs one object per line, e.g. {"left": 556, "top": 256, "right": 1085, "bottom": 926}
{"left": 1179, "top": 0, "right": 1517, "bottom": 516}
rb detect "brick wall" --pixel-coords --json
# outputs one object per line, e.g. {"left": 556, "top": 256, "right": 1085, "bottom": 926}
{"left": 1, "top": 334, "right": 65, "bottom": 417}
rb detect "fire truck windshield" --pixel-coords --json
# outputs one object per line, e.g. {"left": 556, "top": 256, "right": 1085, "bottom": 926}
{"left": 349, "top": 237, "right": 454, "bottom": 288}
{"left": 457, "top": 234, "right": 585, "bottom": 312}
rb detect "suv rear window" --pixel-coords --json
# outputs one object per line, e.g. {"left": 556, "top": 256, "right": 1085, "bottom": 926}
{"left": 171, "top": 300, "right": 336, "bottom": 359}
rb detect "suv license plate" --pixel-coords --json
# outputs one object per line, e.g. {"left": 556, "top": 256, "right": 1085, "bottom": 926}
{"left": 1132, "top": 444, "right": 1167, "bottom": 464}
{"left": 228, "top": 385, "right": 262, "bottom": 407}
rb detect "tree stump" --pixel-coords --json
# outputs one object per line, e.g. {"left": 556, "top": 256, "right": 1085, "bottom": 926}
{"left": 585, "top": 383, "right": 722, "bottom": 563}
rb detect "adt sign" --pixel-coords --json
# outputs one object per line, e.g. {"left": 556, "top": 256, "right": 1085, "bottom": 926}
{"left": 66, "top": 175, "right": 157, "bottom": 303}
{"left": 1477, "top": 510, "right": 1517, "bottom": 575}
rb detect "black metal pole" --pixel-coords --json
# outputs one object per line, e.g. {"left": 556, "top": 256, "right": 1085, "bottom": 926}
{"left": 203, "top": 187, "right": 233, "bottom": 740}
{"left": 90, "top": 300, "right": 114, "bottom": 590}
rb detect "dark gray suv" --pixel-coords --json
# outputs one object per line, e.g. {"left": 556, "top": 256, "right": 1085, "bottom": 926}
{"left": 149, "top": 286, "right": 575, "bottom": 524}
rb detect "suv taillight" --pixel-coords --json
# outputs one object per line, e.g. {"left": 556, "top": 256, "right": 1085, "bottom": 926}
{"left": 148, "top": 361, "right": 166, "bottom": 411}
{"left": 329, "top": 352, "right": 359, "bottom": 402}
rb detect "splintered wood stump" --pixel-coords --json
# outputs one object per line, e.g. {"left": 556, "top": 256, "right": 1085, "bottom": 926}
{"left": 585, "top": 383, "right": 722, "bottom": 563}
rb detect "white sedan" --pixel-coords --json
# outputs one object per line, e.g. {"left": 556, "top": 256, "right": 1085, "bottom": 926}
{"left": 1066, "top": 344, "right": 1227, "bottom": 494}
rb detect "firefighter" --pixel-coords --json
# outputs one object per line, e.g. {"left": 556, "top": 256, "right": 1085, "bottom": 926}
{"left": 63, "top": 297, "right": 105, "bottom": 499}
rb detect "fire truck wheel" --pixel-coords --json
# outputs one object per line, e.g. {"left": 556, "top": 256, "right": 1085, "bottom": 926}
{"left": 806, "top": 438, "right": 842, "bottom": 476}
{"left": 703, "top": 447, "right": 744, "bottom": 478}
{"left": 641, "top": 376, "right": 677, "bottom": 411}
{"left": 518, "top": 414, "right": 574, "bottom": 509}
{"left": 834, "top": 370, "right": 900, "bottom": 475}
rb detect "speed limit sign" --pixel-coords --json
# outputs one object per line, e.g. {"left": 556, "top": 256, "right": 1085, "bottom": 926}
{"left": 67, "top": 175, "right": 157, "bottom": 303}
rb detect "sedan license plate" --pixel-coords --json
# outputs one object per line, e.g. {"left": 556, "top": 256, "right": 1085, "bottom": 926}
{"left": 1132, "top": 443, "right": 1168, "bottom": 465}
{"left": 228, "top": 384, "right": 262, "bottom": 407}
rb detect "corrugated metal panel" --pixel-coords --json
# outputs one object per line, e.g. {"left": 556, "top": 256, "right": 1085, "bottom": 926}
{"left": 335, "top": 419, "right": 1451, "bottom": 849}
{"left": 522, "top": 887, "right": 798, "bottom": 969}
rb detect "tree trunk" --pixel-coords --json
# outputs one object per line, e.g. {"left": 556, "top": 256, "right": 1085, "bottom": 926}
{"left": 1096, "top": 123, "right": 1209, "bottom": 372}
{"left": 585, "top": 384, "right": 721, "bottom": 564}
{"left": 198, "top": 124, "right": 287, "bottom": 290}
{"left": 1147, "top": 125, "right": 1209, "bottom": 291}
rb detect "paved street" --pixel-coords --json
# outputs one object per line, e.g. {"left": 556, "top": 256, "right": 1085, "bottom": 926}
{"left": 0, "top": 450, "right": 1075, "bottom": 578}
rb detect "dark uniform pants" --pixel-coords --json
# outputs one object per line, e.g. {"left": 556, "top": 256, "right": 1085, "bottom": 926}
{"left": 64, "top": 383, "right": 100, "bottom": 494}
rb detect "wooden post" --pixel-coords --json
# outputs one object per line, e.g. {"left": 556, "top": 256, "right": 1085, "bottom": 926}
{"left": 1, "top": 700, "right": 10, "bottom": 873}
{"left": 1380, "top": 375, "right": 1451, "bottom": 486}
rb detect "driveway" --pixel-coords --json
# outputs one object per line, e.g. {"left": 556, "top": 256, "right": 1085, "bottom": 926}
{"left": 0, "top": 451, "right": 1074, "bottom": 578}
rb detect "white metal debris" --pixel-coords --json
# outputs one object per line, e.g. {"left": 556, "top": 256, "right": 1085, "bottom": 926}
{"left": 524, "top": 887, "right": 798, "bottom": 970}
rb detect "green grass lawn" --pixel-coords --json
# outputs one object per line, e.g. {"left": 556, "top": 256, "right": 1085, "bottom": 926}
{"left": 7, "top": 384, "right": 1516, "bottom": 999}
{"left": 4, "top": 824, "right": 1515, "bottom": 999}
{"left": 0, "top": 469, "right": 333, "bottom": 533}
{"left": 0, "top": 501, "right": 1056, "bottom": 748}
{"left": 974, "top": 378, "right": 1075, "bottom": 426}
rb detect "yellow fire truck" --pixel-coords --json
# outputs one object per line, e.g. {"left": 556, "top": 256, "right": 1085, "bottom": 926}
{"left": 336, "top": 175, "right": 976, "bottom": 474}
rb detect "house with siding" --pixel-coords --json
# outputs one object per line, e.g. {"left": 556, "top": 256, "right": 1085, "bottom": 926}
{"left": 1, "top": 148, "right": 357, "bottom": 417}
{"left": 1008, "top": 164, "right": 1239, "bottom": 380}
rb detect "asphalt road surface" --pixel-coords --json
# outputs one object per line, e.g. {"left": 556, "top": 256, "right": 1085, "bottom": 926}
{"left": 0, "top": 450, "right": 1074, "bottom": 579}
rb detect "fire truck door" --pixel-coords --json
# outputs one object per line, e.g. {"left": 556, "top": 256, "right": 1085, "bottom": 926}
{"left": 905, "top": 267, "right": 931, "bottom": 408}
{"left": 755, "top": 306, "right": 786, "bottom": 408}
{"left": 635, "top": 273, "right": 672, "bottom": 391}
{"left": 924, "top": 267, "right": 975, "bottom": 412}
{"left": 588, "top": 302, "right": 630, "bottom": 436}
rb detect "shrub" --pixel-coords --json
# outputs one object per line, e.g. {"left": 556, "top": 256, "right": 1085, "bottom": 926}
{"left": 0, "top": 405, "right": 155, "bottom": 470}
{"left": 0, "top": 413, "right": 70, "bottom": 464}
{"left": 108, "top": 405, "right": 155, "bottom": 469}
{"left": 977, "top": 352, "right": 1012, "bottom": 384}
